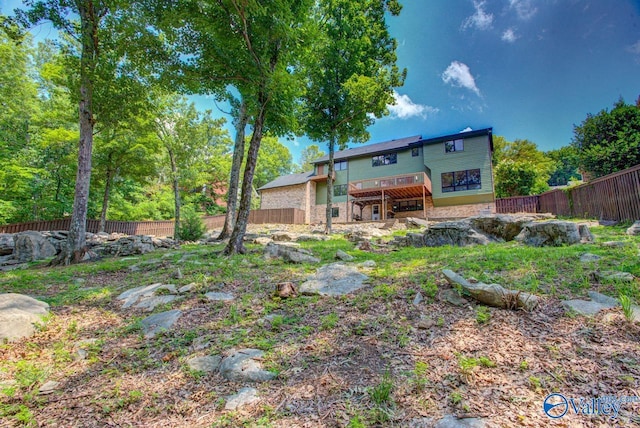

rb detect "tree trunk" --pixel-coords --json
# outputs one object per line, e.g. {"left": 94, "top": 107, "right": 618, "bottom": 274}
{"left": 218, "top": 99, "right": 248, "bottom": 240}
{"left": 168, "top": 148, "right": 181, "bottom": 241}
{"left": 52, "top": 2, "right": 98, "bottom": 266}
{"left": 225, "top": 100, "right": 266, "bottom": 255}
{"left": 324, "top": 134, "right": 337, "bottom": 234}
{"left": 99, "top": 164, "right": 113, "bottom": 233}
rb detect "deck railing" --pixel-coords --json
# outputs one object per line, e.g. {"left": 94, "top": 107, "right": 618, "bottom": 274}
{"left": 348, "top": 172, "right": 431, "bottom": 194}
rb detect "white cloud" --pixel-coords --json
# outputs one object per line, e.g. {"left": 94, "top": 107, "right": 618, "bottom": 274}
{"left": 387, "top": 92, "right": 438, "bottom": 119}
{"left": 628, "top": 40, "right": 640, "bottom": 55}
{"left": 502, "top": 28, "right": 518, "bottom": 43}
{"left": 441, "top": 61, "right": 481, "bottom": 96}
{"left": 462, "top": 0, "right": 494, "bottom": 31}
{"left": 509, "top": 0, "right": 537, "bottom": 21}
{"left": 460, "top": 127, "right": 473, "bottom": 133}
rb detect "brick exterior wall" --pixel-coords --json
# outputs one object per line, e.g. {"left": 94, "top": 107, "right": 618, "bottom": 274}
{"left": 428, "top": 202, "right": 495, "bottom": 219}
{"left": 260, "top": 184, "right": 307, "bottom": 209}
{"left": 311, "top": 202, "right": 349, "bottom": 224}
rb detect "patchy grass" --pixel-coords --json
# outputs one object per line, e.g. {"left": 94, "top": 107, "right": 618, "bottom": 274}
{"left": 0, "top": 223, "right": 639, "bottom": 426}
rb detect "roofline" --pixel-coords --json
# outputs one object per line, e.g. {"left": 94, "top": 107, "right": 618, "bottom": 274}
{"left": 311, "top": 135, "right": 422, "bottom": 164}
{"left": 410, "top": 127, "right": 493, "bottom": 147}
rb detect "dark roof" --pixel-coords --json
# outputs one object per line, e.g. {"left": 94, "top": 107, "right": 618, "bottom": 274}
{"left": 312, "top": 135, "right": 422, "bottom": 164}
{"left": 257, "top": 170, "right": 315, "bottom": 191}
{"left": 411, "top": 127, "right": 493, "bottom": 147}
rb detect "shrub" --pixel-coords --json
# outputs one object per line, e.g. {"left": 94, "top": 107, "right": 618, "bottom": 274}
{"left": 178, "top": 205, "right": 206, "bottom": 241}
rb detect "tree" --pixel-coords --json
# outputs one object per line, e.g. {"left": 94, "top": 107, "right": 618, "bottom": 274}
{"left": 546, "top": 146, "right": 581, "bottom": 187}
{"left": 572, "top": 97, "right": 640, "bottom": 179}
{"left": 297, "top": 144, "right": 325, "bottom": 172}
{"left": 302, "top": 0, "right": 406, "bottom": 233}
{"left": 153, "top": 95, "right": 230, "bottom": 241}
{"left": 18, "top": 0, "right": 110, "bottom": 264}
{"left": 492, "top": 136, "right": 554, "bottom": 197}
{"left": 253, "top": 135, "right": 294, "bottom": 189}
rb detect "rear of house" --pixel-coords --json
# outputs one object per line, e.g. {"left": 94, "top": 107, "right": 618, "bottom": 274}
{"left": 258, "top": 128, "right": 495, "bottom": 224}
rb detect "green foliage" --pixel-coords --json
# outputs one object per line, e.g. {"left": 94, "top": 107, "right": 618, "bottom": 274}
{"left": 475, "top": 306, "right": 491, "bottom": 324}
{"left": 546, "top": 146, "right": 581, "bottom": 186}
{"left": 253, "top": 134, "right": 295, "bottom": 189}
{"left": 297, "top": 144, "right": 325, "bottom": 172}
{"left": 369, "top": 370, "right": 394, "bottom": 405}
{"left": 178, "top": 205, "right": 206, "bottom": 242}
{"left": 493, "top": 136, "right": 554, "bottom": 197}
{"left": 572, "top": 97, "right": 640, "bottom": 178}
{"left": 619, "top": 294, "right": 635, "bottom": 323}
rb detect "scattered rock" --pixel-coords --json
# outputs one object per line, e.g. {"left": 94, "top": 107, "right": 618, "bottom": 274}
{"left": 225, "top": 387, "right": 260, "bottom": 410}
{"left": 439, "top": 289, "right": 468, "bottom": 307}
{"left": 296, "top": 234, "right": 329, "bottom": 242}
{"left": 406, "top": 217, "right": 430, "bottom": 229}
{"left": 205, "top": 292, "right": 235, "bottom": 301}
{"left": 39, "top": 380, "right": 60, "bottom": 395}
{"left": 412, "top": 291, "right": 424, "bottom": 306}
{"left": 264, "top": 242, "right": 320, "bottom": 264}
{"left": 141, "top": 309, "right": 182, "bottom": 338}
{"left": 515, "top": 220, "right": 582, "bottom": 247}
{"left": 219, "top": 349, "right": 277, "bottom": 382}
{"left": 434, "top": 414, "right": 487, "bottom": 428}
{"left": 271, "top": 231, "right": 296, "bottom": 242}
{"left": 178, "top": 283, "right": 196, "bottom": 293}
{"left": 562, "top": 299, "right": 612, "bottom": 316}
{"left": 416, "top": 317, "right": 435, "bottom": 329}
{"left": 580, "top": 253, "right": 602, "bottom": 263}
{"left": 468, "top": 214, "right": 537, "bottom": 241}
{"left": 355, "top": 240, "right": 373, "bottom": 251}
{"left": 0, "top": 293, "right": 50, "bottom": 341}
{"left": 171, "top": 268, "right": 183, "bottom": 279}
{"left": 117, "top": 283, "right": 177, "bottom": 309}
{"left": 186, "top": 355, "right": 222, "bottom": 372}
{"left": 578, "top": 224, "right": 595, "bottom": 243}
{"left": 442, "top": 269, "right": 540, "bottom": 311}
{"left": 602, "top": 241, "right": 626, "bottom": 248}
{"left": 253, "top": 237, "right": 273, "bottom": 246}
{"left": 299, "top": 263, "right": 369, "bottom": 296}
{"left": 335, "top": 249, "right": 354, "bottom": 262}
{"left": 595, "top": 271, "right": 635, "bottom": 283}
{"left": 360, "top": 260, "right": 377, "bottom": 268}
{"left": 13, "top": 231, "right": 57, "bottom": 262}
{"left": 95, "top": 235, "right": 155, "bottom": 257}
{"left": 627, "top": 220, "right": 640, "bottom": 236}
{"left": 274, "top": 282, "right": 297, "bottom": 298}
{"left": 588, "top": 291, "right": 620, "bottom": 307}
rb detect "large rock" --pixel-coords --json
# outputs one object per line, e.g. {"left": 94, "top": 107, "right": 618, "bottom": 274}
{"left": 420, "top": 222, "right": 491, "bottom": 247}
{"left": 140, "top": 309, "right": 182, "bottom": 338}
{"left": 117, "top": 283, "right": 178, "bottom": 310}
{"left": 96, "top": 235, "right": 155, "bottom": 256}
{"left": 219, "top": 349, "right": 277, "bottom": 382}
{"left": 264, "top": 242, "right": 320, "bottom": 264}
{"left": 515, "top": 220, "right": 582, "bottom": 247}
{"left": 299, "top": 263, "right": 369, "bottom": 296}
{"left": 13, "top": 231, "right": 57, "bottom": 262}
{"left": 468, "top": 214, "right": 536, "bottom": 242}
{"left": 0, "top": 234, "right": 14, "bottom": 256}
{"left": 406, "top": 217, "right": 430, "bottom": 229}
{"left": 225, "top": 387, "right": 260, "bottom": 410}
{"left": 0, "top": 293, "right": 50, "bottom": 341}
{"left": 442, "top": 269, "right": 540, "bottom": 311}
{"left": 627, "top": 221, "right": 640, "bottom": 236}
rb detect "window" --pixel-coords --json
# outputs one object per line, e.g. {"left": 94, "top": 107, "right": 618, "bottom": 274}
{"left": 445, "top": 139, "right": 464, "bottom": 153}
{"left": 331, "top": 207, "right": 339, "bottom": 218}
{"left": 441, "top": 169, "right": 481, "bottom": 193}
{"left": 392, "top": 199, "right": 424, "bottom": 212}
{"left": 333, "top": 184, "right": 348, "bottom": 196}
{"left": 372, "top": 152, "right": 397, "bottom": 167}
{"left": 334, "top": 160, "right": 348, "bottom": 171}
{"left": 411, "top": 147, "right": 420, "bottom": 157}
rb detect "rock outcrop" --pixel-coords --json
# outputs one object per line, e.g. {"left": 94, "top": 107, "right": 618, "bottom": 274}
{"left": 13, "top": 231, "right": 57, "bottom": 262}
{"left": 0, "top": 293, "right": 50, "bottom": 341}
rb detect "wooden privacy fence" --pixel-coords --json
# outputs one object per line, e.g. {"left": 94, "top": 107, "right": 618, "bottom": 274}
{"left": 495, "top": 196, "right": 539, "bottom": 214}
{"left": 0, "top": 208, "right": 305, "bottom": 236}
{"left": 496, "top": 164, "right": 640, "bottom": 222}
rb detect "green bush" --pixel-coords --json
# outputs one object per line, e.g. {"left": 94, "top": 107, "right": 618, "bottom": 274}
{"left": 178, "top": 205, "right": 206, "bottom": 241}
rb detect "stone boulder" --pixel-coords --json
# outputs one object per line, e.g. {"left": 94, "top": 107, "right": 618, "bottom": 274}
{"left": 0, "top": 293, "right": 50, "bottom": 341}
{"left": 299, "top": 263, "right": 369, "bottom": 296}
{"left": 96, "top": 235, "right": 155, "bottom": 256}
{"left": 420, "top": 222, "right": 491, "bottom": 247}
{"left": 13, "top": 231, "right": 57, "bottom": 262}
{"left": 467, "top": 214, "right": 536, "bottom": 242}
{"left": 514, "top": 220, "right": 582, "bottom": 247}
{"left": 140, "top": 309, "right": 182, "bottom": 339}
{"left": 219, "top": 349, "right": 277, "bottom": 382}
{"left": 264, "top": 242, "right": 320, "bottom": 264}
{"left": 406, "top": 217, "right": 430, "bottom": 229}
{"left": 0, "top": 234, "right": 15, "bottom": 256}
{"left": 627, "top": 220, "right": 640, "bottom": 236}
{"left": 442, "top": 269, "right": 540, "bottom": 311}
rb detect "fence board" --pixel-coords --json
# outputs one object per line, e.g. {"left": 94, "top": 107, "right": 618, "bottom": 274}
{"left": 0, "top": 208, "right": 306, "bottom": 235}
{"left": 497, "top": 164, "right": 640, "bottom": 221}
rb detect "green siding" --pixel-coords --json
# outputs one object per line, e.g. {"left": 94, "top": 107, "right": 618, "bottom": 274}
{"left": 423, "top": 135, "right": 494, "bottom": 203}
{"left": 345, "top": 147, "right": 426, "bottom": 181}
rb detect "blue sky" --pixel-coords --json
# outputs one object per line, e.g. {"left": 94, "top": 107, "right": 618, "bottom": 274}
{"left": 4, "top": 0, "right": 639, "bottom": 163}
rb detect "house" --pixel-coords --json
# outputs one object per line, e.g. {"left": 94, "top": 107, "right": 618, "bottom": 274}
{"left": 258, "top": 127, "right": 495, "bottom": 223}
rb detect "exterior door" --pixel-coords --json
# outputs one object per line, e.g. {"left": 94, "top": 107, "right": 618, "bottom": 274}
{"left": 372, "top": 204, "right": 380, "bottom": 220}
